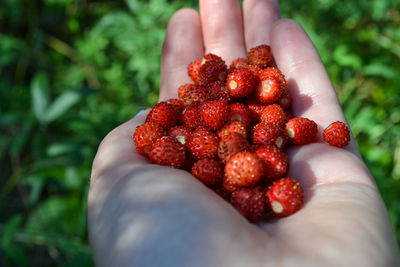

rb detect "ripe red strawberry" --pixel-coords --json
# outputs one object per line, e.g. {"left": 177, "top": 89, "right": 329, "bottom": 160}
{"left": 199, "top": 100, "right": 229, "bottom": 131}
{"left": 224, "top": 151, "right": 264, "bottom": 187}
{"left": 188, "top": 59, "right": 201, "bottom": 84}
{"left": 247, "top": 44, "right": 273, "bottom": 68}
{"left": 181, "top": 102, "right": 204, "bottom": 129}
{"left": 247, "top": 65, "right": 263, "bottom": 77}
{"left": 165, "top": 98, "right": 185, "bottom": 114}
{"left": 217, "top": 120, "right": 247, "bottom": 139}
{"left": 323, "top": 121, "right": 350, "bottom": 148}
{"left": 247, "top": 97, "right": 266, "bottom": 122}
{"left": 227, "top": 102, "right": 253, "bottom": 129}
{"left": 223, "top": 178, "right": 239, "bottom": 193}
{"left": 218, "top": 132, "right": 250, "bottom": 164}
{"left": 229, "top": 57, "right": 248, "bottom": 72}
{"left": 255, "top": 146, "right": 288, "bottom": 180}
{"left": 198, "top": 60, "right": 227, "bottom": 85}
{"left": 168, "top": 125, "right": 190, "bottom": 145}
{"left": 226, "top": 68, "right": 257, "bottom": 98}
{"left": 146, "top": 102, "right": 178, "bottom": 130}
{"left": 207, "top": 80, "right": 232, "bottom": 102}
{"left": 266, "top": 177, "right": 303, "bottom": 217}
{"left": 181, "top": 85, "right": 209, "bottom": 106}
{"left": 278, "top": 89, "right": 292, "bottom": 110}
{"left": 285, "top": 117, "right": 318, "bottom": 145}
{"left": 133, "top": 122, "right": 167, "bottom": 157}
{"left": 255, "top": 67, "right": 286, "bottom": 104}
{"left": 202, "top": 53, "right": 223, "bottom": 63}
{"left": 186, "top": 127, "right": 219, "bottom": 159}
{"left": 149, "top": 136, "right": 186, "bottom": 168}
{"left": 231, "top": 186, "right": 266, "bottom": 222}
{"left": 178, "top": 84, "right": 195, "bottom": 99}
{"left": 251, "top": 122, "right": 287, "bottom": 149}
{"left": 260, "top": 104, "right": 286, "bottom": 127}
{"left": 191, "top": 159, "right": 223, "bottom": 185}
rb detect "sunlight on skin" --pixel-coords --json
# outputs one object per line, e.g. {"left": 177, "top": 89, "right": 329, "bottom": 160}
{"left": 88, "top": 0, "right": 400, "bottom": 266}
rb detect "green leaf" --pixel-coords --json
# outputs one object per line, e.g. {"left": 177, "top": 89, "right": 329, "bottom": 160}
{"left": 1, "top": 215, "right": 29, "bottom": 265}
{"left": 43, "top": 91, "right": 82, "bottom": 123}
{"left": 31, "top": 72, "right": 50, "bottom": 123}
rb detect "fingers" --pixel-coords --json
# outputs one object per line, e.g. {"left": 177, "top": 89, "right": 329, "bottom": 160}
{"left": 243, "top": 0, "right": 280, "bottom": 48}
{"left": 160, "top": 8, "right": 203, "bottom": 101}
{"left": 199, "top": 0, "right": 247, "bottom": 64}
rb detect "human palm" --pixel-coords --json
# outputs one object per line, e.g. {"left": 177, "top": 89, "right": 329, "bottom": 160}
{"left": 88, "top": 1, "right": 399, "bottom": 266}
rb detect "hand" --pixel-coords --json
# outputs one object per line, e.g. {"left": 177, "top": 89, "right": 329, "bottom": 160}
{"left": 87, "top": 1, "right": 400, "bottom": 266}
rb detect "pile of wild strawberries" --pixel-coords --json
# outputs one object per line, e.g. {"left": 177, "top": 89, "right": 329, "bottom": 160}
{"left": 133, "top": 45, "right": 351, "bottom": 222}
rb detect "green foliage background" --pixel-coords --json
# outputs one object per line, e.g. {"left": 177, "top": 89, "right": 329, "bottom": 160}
{"left": 1, "top": 0, "right": 399, "bottom": 265}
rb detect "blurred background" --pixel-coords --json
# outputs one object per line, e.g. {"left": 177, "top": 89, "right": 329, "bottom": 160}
{"left": 0, "top": 0, "right": 399, "bottom": 266}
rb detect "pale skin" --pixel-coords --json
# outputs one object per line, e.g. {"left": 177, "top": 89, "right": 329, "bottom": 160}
{"left": 87, "top": 0, "right": 400, "bottom": 266}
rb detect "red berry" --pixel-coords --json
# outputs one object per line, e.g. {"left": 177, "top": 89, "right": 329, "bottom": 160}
{"left": 188, "top": 60, "right": 201, "bottom": 84}
{"left": 228, "top": 102, "right": 253, "bottom": 129}
{"left": 255, "top": 146, "right": 288, "bottom": 180}
{"left": 181, "top": 102, "right": 204, "bottom": 130}
{"left": 266, "top": 177, "right": 303, "bottom": 217}
{"left": 224, "top": 151, "right": 264, "bottom": 187}
{"left": 247, "top": 44, "right": 273, "bottom": 68}
{"left": 218, "top": 132, "right": 250, "bottom": 164}
{"left": 165, "top": 98, "right": 185, "bottom": 114}
{"left": 226, "top": 68, "right": 257, "bottom": 98}
{"left": 198, "top": 60, "right": 227, "bottom": 85}
{"left": 247, "top": 97, "right": 266, "bottom": 122}
{"left": 260, "top": 104, "right": 286, "bottom": 127}
{"left": 217, "top": 121, "right": 247, "bottom": 139}
{"left": 285, "top": 117, "right": 318, "bottom": 145}
{"left": 323, "top": 121, "right": 350, "bottom": 148}
{"left": 146, "top": 102, "right": 178, "bottom": 130}
{"left": 231, "top": 186, "right": 266, "bottom": 222}
{"left": 199, "top": 100, "right": 229, "bottom": 131}
{"left": 229, "top": 57, "right": 248, "bottom": 72}
{"left": 191, "top": 159, "right": 223, "bottom": 185}
{"left": 207, "top": 80, "right": 232, "bottom": 102}
{"left": 278, "top": 89, "right": 292, "bottom": 110}
{"left": 181, "top": 84, "right": 209, "bottom": 106}
{"left": 133, "top": 122, "right": 167, "bottom": 157}
{"left": 247, "top": 65, "right": 263, "bottom": 77}
{"left": 149, "top": 136, "right": 186, "bottom": 168}
{"left": 255, "top": 67, "right": 286, "bottom": 104}
{"left": 168, "top": 126, "right": 190, "bottom": 145}
{"left": 186, "top": 127, "right": 219, "bottom": 160}
{"left": 223, "top": 178, "right": 239, "bottom": 193}
{"left": 202, "top": 53, "right": 224, "bottom": 63}
{"left": 251, "top": 122, "right": 287, "bottom": 149}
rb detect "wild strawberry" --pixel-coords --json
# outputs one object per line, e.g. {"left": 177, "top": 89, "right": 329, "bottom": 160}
{"left": 191, "top": 159, "right": 223, "bottom": 186}
{"left": 188, "top": 59, "right": 201, "bottom": 84}
{"left": 198, "top": 60, "right": 227, "bottom": 85}
{"left": 181, "top": 102, "right": 204, "bottom": 129}
{"left": 231, "top": 186, "right": 266, "bottom": 222}
{"left": 186, "top": 127, "right": 219, "bottom": 159}
{"left": 133, "top": 122, "right": 167, "bottom": 157}
{"left": 218, "top": 132, "right": 250, "bottom": 164}
{"left": 178, "top": 84, "right": 195, "bottom": 99}
{"left": 223, "top": 178, "right": 239, "bottom": 193}
{"left": 202, "top": 53, "right": 223, "bottom": 63}
{"left": 247, "top": 65, "right": 263, "bottom": 77}
{"left": 224, "top": 151, "right": 264, "bottom": 187}
{"left": 255, "top": 67, "right": 286, "bottom": 104}
{"left": 323, "top": 121, "right": 350, "bottom": 148}
{"left": 229, "top": 57, "right": 248, "bottom": 72}
{"left": 260, "top": 104, "right": 286, "bottom": 127}
{"left": 278, "top": 89, "right": 292, "bottom": 110}
{"left": 207, "top": 80, "right": 232, "bottom": 102}
{"left": 227, "top": 102, "right": 253, "bottom": 129}
{"left": 181, "top": 85, "right": 209, "bottom": 106}
{"left": 266, "top": 177, "right": 303, "bottom": 217}
{"left": 285, "top": 117, "right": 318, "bottom": 145}
{"left": 149, "top": 136, "right": 186, "bottom": 168}
{"left": 247, "top": 97, "right": 266, "bottom": 122}
{"left": 217, "top": 121, "right": 247, "bottom": 139}
{"left": 168, "top": 126, "right": 190, "bottom": 145}
{"left": 251, "top": 122, "right": 287, "bottom": 149}
{"left": 255, "top": 146, "right": 288, "bottom": 180}
{"left": 199, "top": 100, "right": 229, "bottom": 131}
{"left": 226, "top": 68, "right": 257, "bottom": 98}
{"left": 145, "top": 102, "right": 178, "bottom": 130}
{"left": 247, "top": 44, "right": 273, "bottom": 68}
{"left": 165, "top": 98, "right": 185, "bottom": 114}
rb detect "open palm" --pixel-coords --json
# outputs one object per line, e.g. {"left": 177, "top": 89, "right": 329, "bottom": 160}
{"left": 88, "top": 1, "right": 399, "bottom": 266}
